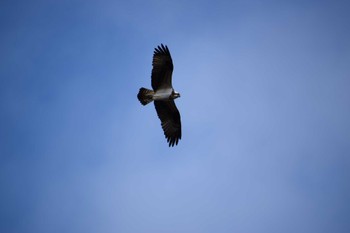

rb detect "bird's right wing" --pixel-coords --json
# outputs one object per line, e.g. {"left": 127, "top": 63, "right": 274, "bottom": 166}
{"left": 151, "top": 44, "right": 174, "bottom": 91}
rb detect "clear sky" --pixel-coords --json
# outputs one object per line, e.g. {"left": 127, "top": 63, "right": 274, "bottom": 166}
{"left": 1, "top": 0, "right": 350, "bottom": 232}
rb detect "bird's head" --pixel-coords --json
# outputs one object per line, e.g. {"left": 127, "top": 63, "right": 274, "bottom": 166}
{"left": 173, "top": 91, "right": 181, "bottom": 99}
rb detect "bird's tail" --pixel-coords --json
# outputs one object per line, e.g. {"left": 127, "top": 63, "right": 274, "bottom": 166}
{"left": 137, "top": 88, "right": 154, "bottom": 105}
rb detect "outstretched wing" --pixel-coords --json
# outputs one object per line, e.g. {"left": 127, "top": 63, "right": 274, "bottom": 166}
{"left": 151, "top": 44, "right": 174, "bottom": 91}
{"left": 154, "top": 100, "right": 181, "bottom": 147}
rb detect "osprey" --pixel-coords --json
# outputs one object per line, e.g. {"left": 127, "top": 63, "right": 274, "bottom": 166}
{"left": 137, "top": 44, "right": 181, "bottom": 147}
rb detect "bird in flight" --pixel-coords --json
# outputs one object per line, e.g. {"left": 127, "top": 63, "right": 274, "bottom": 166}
{"left": 137, "top": 44, "right": 181, "bottom": 147}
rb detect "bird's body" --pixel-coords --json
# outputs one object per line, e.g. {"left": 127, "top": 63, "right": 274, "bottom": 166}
{"left": 137, "top": 44, "right": 181, "bottom": 147}
{"left": 153, "top": 88, "right": 173, "bottom": 100}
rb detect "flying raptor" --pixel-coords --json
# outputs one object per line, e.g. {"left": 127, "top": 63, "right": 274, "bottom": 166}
{"left": 137, "top": 44, "right": 181, "bottom": 147}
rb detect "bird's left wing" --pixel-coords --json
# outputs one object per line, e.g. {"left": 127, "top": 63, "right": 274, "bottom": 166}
{"left": 154, "top": 100, "right": 181, "bottom": 147}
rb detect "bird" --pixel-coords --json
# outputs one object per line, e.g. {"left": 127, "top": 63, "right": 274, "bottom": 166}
{"left": 137, "top": 44, "right": 181, "bottom": 147}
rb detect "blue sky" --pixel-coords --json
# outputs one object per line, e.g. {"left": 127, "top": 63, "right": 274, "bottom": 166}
{"left": 1, "top": 0, "right": 350, "bottom": 232}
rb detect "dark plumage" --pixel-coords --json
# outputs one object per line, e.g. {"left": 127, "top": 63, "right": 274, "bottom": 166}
{"left": 137, "top": 44, "right": 181, "bottom": 147}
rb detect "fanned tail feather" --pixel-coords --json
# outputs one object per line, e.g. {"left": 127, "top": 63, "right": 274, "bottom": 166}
{"left": 137, "top": 88, "right": 154, "bottom": 105}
